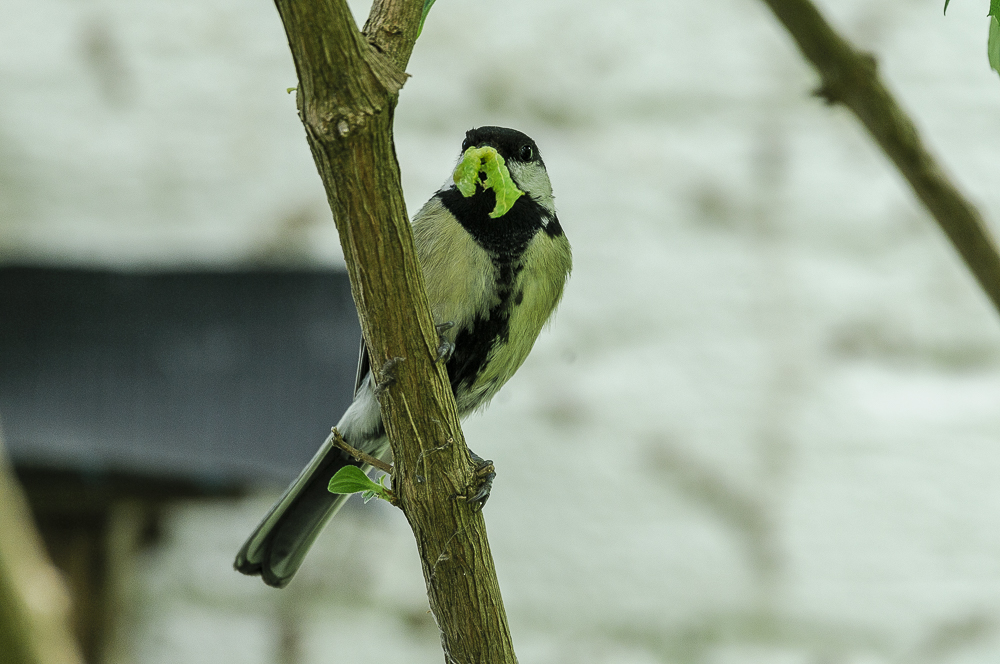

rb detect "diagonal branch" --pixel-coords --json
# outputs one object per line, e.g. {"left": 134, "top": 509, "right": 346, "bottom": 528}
{"left": 271, "top": 0, "right": 517, "bottom": 661}
{"left": 759, "top": 0, "right": 1000, "bottom": 316}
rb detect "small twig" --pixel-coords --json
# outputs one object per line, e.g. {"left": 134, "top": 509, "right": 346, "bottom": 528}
{"left": 331, "top": 427, "right": 393, "bottom": 475}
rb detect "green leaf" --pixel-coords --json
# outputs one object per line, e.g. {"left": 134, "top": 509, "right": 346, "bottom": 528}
{"left": 944, "top": 0, "right": 951, "bottom": 15}
{"left": 992, "top": 0, "right": 1000, "bottom": 17}
{"left": 990, "top": 14, "right": 1000, "bottom": 77}
{"left": 328, "top": 466, "right": 390, "bottom": 503}
{"left": 363, "top": 475, "right": 391, "bottom": 503}
{"left": 452, "top": 146, "right": 525, "bottom": 218}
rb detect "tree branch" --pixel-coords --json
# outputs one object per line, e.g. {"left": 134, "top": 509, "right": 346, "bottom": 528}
{"left": 759, "top": 0, "right": 1000, "bottom": 315}
{"left": 272, "top": 0, "right": 517, "bottom": 661}
{"left": 0, "top": 431, "right": 84, "bottom": 664}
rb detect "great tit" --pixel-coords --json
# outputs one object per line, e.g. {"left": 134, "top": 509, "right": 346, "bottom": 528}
{"left": 234, "top": 126, "right": 572, "bottom": 588}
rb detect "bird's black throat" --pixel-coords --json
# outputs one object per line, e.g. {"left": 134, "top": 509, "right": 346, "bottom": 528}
{"left": 439, "top": 185, "right": 547, "bottom": 259}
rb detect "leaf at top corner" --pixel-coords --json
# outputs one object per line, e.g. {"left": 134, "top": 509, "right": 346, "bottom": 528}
{"left": 989, "top": 13, "right": 1000, "bottom": 77}
{"left": 944, "top": 0, "right": 951, "bottom": 15}
{"left": 992, "top": 0, "right": 1000, "bottom": 17}
{"left": 328, "top": 465, "right": 382, "bottom": 495}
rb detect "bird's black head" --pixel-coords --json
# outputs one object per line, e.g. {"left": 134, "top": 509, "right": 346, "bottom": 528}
{"left": 441, "top": 126, "right": 560, "bottom": 257}
{"left": 456, "top": 126, "right": 553, "bottom": 217}
{"left": 461, "top": 126, "right": 543, "bottom": 168}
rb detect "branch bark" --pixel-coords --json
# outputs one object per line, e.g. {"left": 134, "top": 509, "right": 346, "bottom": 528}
{"left": 272, "top": 0, "right": 517, "bottom": 661}
{"left": 759, "top": 0, "right": 1000, "bottom": 315}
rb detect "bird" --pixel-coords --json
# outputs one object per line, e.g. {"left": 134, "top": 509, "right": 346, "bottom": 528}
{"left": 234, "top": 126, "right": 572, "bottom": 588}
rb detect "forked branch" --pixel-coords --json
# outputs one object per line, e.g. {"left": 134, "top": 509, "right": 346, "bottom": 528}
{"left": 271, "top": 0, "right": 518, "bottom": 661}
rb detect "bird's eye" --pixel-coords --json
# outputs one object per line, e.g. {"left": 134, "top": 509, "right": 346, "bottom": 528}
{"left": 462, "top": 138, "right": 471, "bottom": 151}
{"left": 519, "top": 145, "right": 534, "bottom": 161}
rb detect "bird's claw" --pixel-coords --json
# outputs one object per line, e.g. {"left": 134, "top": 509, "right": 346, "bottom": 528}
{"left": 465, "top": 450, "right": 496, "bottom": 509}
{"left": 435, "top": 322, "right": 456, "bottom": 363}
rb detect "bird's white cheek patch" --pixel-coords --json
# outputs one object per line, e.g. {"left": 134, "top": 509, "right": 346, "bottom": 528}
{"left": 507, "top": 162, "right": 555, "bottom": 214}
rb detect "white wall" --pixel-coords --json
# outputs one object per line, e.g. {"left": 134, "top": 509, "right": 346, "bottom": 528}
{"left": 4, "top": 0, "right": 1000, "bottom": 662}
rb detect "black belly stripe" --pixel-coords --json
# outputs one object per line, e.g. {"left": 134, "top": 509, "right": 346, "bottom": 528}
{"left": 447, "top": 258, "right": 523, "bottom": 402}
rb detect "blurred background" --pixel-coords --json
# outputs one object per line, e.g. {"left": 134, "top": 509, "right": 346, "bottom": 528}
{"left": 2, "top": 0, "right": 1000, "bottom": 662}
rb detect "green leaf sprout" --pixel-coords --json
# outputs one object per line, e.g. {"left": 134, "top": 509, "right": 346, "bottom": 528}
{"left": 452, "top": 146, "right": 525, "bottom": 218}
{"left": 328, "top": 466, "right": 393, "bottom": 504}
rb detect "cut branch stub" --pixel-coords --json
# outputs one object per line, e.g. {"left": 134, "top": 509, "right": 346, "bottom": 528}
{"left": 363, "top": 0, "right": 425, "bottom": 67}
{"left": 276, "top": 0, "right": 408, "bottom": 146}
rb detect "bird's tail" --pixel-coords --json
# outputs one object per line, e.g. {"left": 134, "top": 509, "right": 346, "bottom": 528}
{"left": 234, "top": 433, "right": 363, "bottom": 588}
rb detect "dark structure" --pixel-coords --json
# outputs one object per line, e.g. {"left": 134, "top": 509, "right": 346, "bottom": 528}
{"left": 0, "top": 266, "right": 361, "bottom": 662}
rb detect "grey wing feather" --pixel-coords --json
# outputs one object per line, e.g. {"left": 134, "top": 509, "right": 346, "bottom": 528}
{"left": 354, "top": 337, "right": 370, "bottom": 397}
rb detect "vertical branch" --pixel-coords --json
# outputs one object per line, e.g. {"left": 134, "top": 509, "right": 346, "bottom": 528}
{"left": 759, "top": 0, "right": 1000, "bottom": 315}
{"left": 271, "top": 0, "right": 518, "bottom": 661}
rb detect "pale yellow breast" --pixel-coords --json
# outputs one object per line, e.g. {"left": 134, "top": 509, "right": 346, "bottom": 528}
{"left": 466, "top": 230, "right": 572, "bottom": 410}
{"left": 412, "top": 197, "right": 497, "bottom": 343}
{"left": 411, "top": 196, "right": 571, "bottom": 414}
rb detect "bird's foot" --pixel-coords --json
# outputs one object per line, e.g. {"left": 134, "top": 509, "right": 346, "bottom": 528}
{"left": 435, "top": 322, "right": 456, "bottom": 364}
{"left": 465, "top": 450, "right": 496, "bottom": 509}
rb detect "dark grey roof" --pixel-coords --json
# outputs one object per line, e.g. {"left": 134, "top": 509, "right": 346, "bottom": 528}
{"left": 0, "top": 266, "right": 361, "bottom": 491}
